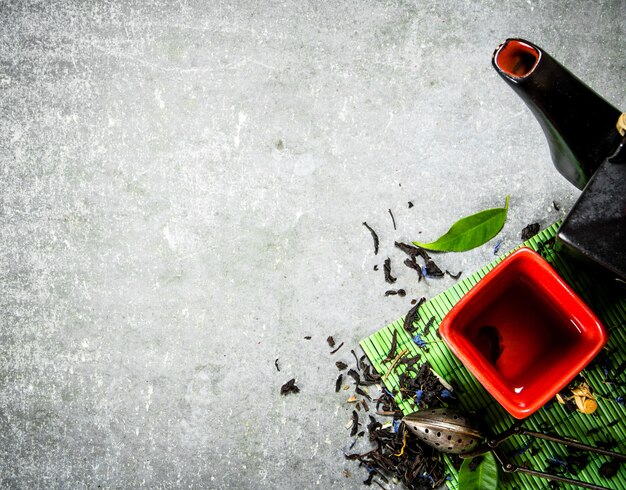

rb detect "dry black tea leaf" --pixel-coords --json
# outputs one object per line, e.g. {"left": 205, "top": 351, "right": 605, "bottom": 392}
{"left": 446, "top": 270, "right": 462, "bottom": 280}
{"left": 327, "top": 336, "right": 336, "bottom": 348}
{"left": 384, "top": 330, "right": 398, "bottom": 362}
{"left": 553, "top": 201, "right": 560, "bottom": 211}
{"left": 358, "top": 354, "right": 368, "bottom": 371}
{"left": 408, "top": 201, "right": 414, "bottom": 208}
{"left": 360, "top": 363, "right": 381, "bottom": 385}
{"left": 351, "top": 350, "right": 360, "bottom": 370}
{"left": 403, "top": 297, "right": 426, "bottom": 333}
{"left": 383, "top": 258, "right": 397, "bottom": 284}
{"left": 396, "top": 241, "right": 446, "bottom": 280}
{"left": 335, "top": 374, "right": 343, "bottom": 393}
{"left": 384, "top": 289, "right": 406, "bottom": 296}
{"left": 403, "top": 257, "right": 422, "bottom": 279}
{"left": 565, "top": 452, "right": 589, "bottom": 474}
{"left": 521, "top": 222, "right": 540, "bottom": 241}
{"left": 423, "top": 316, "right": 436, "bottom": 337}
{"left": 330, "top": 342, "right": 345, "bottom": 355}
{"left": 388, "top": 209, "right": 397, "bottom": 230}
{"left": 395, "top": 241, "right": 429, "bottom": 261}
{"left": 356, "top": 386, "right": 371, "bottom": 401}
{"left": 336, "top": 361, "right": 348, "bottom": 370}
{"left": 304, "top": 336, "right": 312, "bottom": 340}
{"left": 362, "top": 222, "right": 380, "bottom": 255}
{"left": 599, "top": 460, "right": 620, "bottom": 478}
{"left": 363, "top": 471, "right": 375, "bottom": 485}
{"left": 274, "top": 358, "right": 280, "bottom": 372}
{"left": 280, "top": 378, "right": 300, "bottom": 395}
{"left": 347, "top": 369, "right": 361, "bottom": 385}
{"left": 424, "top": 258, "right": 444, "bottom": 278}
{"left": 350, "top": 410, "right": 359, "bottom": 436}
{"left": 373, "top": 264, "right": 379, "bottom": 271}
{"left": 399, "top": 354, "right": 421, "bottom": 371}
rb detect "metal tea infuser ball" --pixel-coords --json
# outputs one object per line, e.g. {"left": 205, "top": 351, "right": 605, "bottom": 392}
{"left": 403, "top": 408, "right": 626, "bottom": 490}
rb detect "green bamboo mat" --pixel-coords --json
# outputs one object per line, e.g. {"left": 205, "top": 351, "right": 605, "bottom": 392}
{"left": 360, "top": 222, "right": 626, "bottom": 490}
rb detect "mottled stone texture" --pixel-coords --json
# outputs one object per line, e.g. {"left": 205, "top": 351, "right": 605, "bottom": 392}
{"left": 0, "top": 1, "right": 623, "bottom": 488}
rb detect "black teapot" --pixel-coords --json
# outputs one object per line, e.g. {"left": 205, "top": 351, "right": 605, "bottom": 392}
{"left": 493, "top": 39, "right": 625, "bottom": 284}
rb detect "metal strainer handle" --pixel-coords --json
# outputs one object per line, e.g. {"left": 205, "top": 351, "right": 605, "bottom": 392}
{"left": 484, "top": 425, "right": 626, "bottom": 490}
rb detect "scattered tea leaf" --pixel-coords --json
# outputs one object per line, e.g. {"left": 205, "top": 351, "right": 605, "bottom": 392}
{"left": 351, "top": 349, "right": 360, "bottom": 370}
{"left": 274, "top": 358, "right": 280, "bottom": 372}
{"left": 383, "top": 329, "right": 398, "bottom": 362}
{"left": 423, "top": 316, "right": 436, "bottom": 337}
{"left": 458, "top": 452, "right": 499, "bottom": 490}
{"left": 350, "top": 410, "right": 360, "bottom": 436}
{"left": 335, "top": 374, "right": 344, "bottom": 393}
{"left": 327, "top": 336, "right": 335, "bottom": 348}
{"left": 599, "top": 460, "right": 620, "bottom": 479}
{"left": 413, "top": 196, "right": 509, "bottom": 252}
{"left": 347, "top": 369, "right": 361, "bottom": 385}
{"left": 388, "top": 209, "right": 396, "bottom": 230}
{"left": 336, "top": 361, "right": 348, "bottom": 370}
{"left": 403, "top": 257, "right": 422, "bottom": 278}
{"left": 304, "top": 336, "right": 312, "bottom": 340}
{"left": 423, "top": 258, "right": 444, "bottom": 278}
{"left": 521, "top": 222, "right": 540, "bottom": 241}
{"left": 362, "top": 222, "right": 379, "bottom": 255}
{"left": 408, "top": 201, "right": 414, "bottom": 208}
{"left": 403, "top": 297, "right": 426, "bottom": 333}
{"left": 446, "top": 270, "right": 462, "bottom": 280}
{"left": 280, "top": 378, "right": 300, "bottom": 395}
{"left": 383, "top": 258, "right": 397, "bottom": 284}
{"left": 356, "top": 386, "right": 371, "bottom": 401}
{"left": 330, "top": 342, "right": 345, "bottom": 355}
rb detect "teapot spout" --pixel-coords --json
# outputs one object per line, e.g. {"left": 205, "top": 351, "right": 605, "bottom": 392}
{"left": 493, "top": 39, "right": 623, "bottom": 189}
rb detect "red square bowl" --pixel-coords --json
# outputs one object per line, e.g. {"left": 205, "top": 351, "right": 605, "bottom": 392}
{"left": 440, "top": 247, "right": 607, "bottom": 419}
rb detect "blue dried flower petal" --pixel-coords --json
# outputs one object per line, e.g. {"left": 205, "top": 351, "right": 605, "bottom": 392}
{"left": 509, "top": 442, "right": 532, "bottom": 457}
{"left": 548, "top": 456, "right": 567, "bottom": 466}
{"left": 616, "top": 395, "right": 625, "bottom": 405}
{"left": 493, "top": 240, "right": 503, "bottom": 255}
{"left": 440, "top": 388, "right": 454, "bottom": 400}
{"left": 415, "top": 389, "right": 423, "bottom": 404}
{"left": 393, "top": 420, "right": 402, "bottom": 433}
{"left": 413, "top": 334, "right": 427, "bottom": 348}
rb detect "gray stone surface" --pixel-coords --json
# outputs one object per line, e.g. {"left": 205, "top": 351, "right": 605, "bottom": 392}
{"left": 0, "top": 1, "right": 624, "bottom": 488}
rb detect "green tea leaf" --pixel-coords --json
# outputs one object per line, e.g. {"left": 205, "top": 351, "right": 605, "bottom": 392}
{"left": 413, "top": 196, "right": 509, "bottom": 252}
{"left": 458, "top": 453, "right": 499, "bottom": 490}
